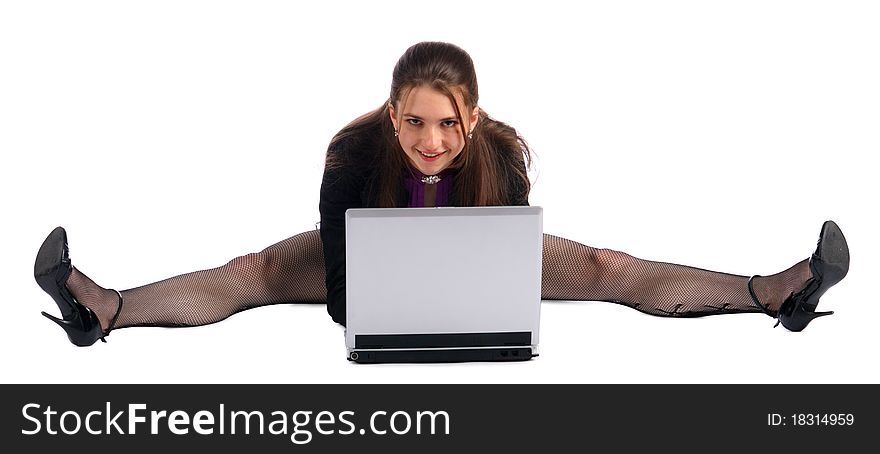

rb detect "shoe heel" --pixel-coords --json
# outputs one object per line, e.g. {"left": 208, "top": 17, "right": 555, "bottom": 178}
{"left": 42, "top": 310, "right": 103, "bottom": 347}
{"left": 780, "top": 308, "right": 834, "bottom": 332}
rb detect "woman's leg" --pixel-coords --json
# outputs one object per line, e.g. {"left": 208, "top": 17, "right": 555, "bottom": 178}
{"left": 540, "top": 234, "right": 811, "bottom": 317}
{"left": 65, "top": 230, "right": 327, "bottom": 330}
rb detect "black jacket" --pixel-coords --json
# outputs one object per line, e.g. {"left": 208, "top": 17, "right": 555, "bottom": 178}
{"left": 318, "top": 134, "right": 529, "bottom": 325}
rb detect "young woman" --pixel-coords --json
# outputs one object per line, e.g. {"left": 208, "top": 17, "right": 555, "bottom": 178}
{"left": 34, "top": 41, "right": 850, "bottom": 347}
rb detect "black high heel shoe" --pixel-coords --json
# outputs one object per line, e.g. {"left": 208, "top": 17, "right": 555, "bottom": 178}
{"left": 34, "top": 226, "right": 123, "bottom": 346}
{"left": 748, "top": 220, "right": 850, "bottom": 332}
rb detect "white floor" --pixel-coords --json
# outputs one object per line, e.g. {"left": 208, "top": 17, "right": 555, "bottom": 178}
{"left": 2, "top": 0, "right": 878, "bottom": 384}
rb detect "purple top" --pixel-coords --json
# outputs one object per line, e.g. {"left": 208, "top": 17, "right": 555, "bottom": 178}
{"left": 403, "top": 168, "right": 454, "bottom": 207}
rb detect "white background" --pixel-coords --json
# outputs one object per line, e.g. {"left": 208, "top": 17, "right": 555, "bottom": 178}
{"left": 2, "top": 0, "right": 877, "bottom": 384}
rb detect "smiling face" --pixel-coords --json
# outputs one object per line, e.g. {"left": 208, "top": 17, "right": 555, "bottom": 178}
{"left": 389, "top": 85, "right": 479, "bottom": 176}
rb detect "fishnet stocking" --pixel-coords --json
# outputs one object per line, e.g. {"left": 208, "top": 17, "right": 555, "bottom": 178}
{"left": 68, "top": 230, "right": 326, "bottom": 330}
{"left": 540, "top": 234, "right": 811, "bottom": 318}
{"left": 64, "top": 231, "right": 812, "bottom": 332}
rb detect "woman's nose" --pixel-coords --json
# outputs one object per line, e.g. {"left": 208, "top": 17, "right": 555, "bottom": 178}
{"left": 420, "top": 127, "right": 441, "bottom": 150}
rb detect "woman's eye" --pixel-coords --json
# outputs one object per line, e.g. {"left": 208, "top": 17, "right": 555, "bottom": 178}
{"left": 442, "top": 120, "right": 458, "bottom": 127}
{"left": 406, "top": 119, "right": 421, "bottom": 126}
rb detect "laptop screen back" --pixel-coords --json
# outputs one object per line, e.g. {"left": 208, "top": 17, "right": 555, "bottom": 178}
{"left": 344, "top": 206, "right": 543, "bottom": 352}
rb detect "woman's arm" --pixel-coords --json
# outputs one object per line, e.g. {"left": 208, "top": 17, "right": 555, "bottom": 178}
{"left": 318, "top": 160, "right": 366, "bottom": 326}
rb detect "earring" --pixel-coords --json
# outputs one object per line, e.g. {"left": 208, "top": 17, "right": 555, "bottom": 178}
{"left": 394, "top": 129, "right": 399, "bottom": 137}
{"left": 467, "top": 131, "right": 473, "bottom": 139}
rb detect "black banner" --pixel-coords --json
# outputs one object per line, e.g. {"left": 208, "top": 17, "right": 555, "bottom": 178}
{"left": 2, "top": 384, "right": 875, "bottom": 451}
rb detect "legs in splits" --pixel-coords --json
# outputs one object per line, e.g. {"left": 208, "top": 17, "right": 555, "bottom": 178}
{"left": 35, "top": 221, "right": 849, "bottom": 345}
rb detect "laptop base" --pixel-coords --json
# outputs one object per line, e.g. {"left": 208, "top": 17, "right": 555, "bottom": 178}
{"left": 348, "top": 347, "right": 536, "bottom": 364}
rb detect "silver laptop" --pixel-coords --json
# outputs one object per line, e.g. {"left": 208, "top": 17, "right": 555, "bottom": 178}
{"left": 344, "top": 206, "right": 543, "bottom": 363}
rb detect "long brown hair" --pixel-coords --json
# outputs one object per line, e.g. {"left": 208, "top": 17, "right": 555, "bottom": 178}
{"left": 326, "top": 42, "right": 533, "bottom": 207}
